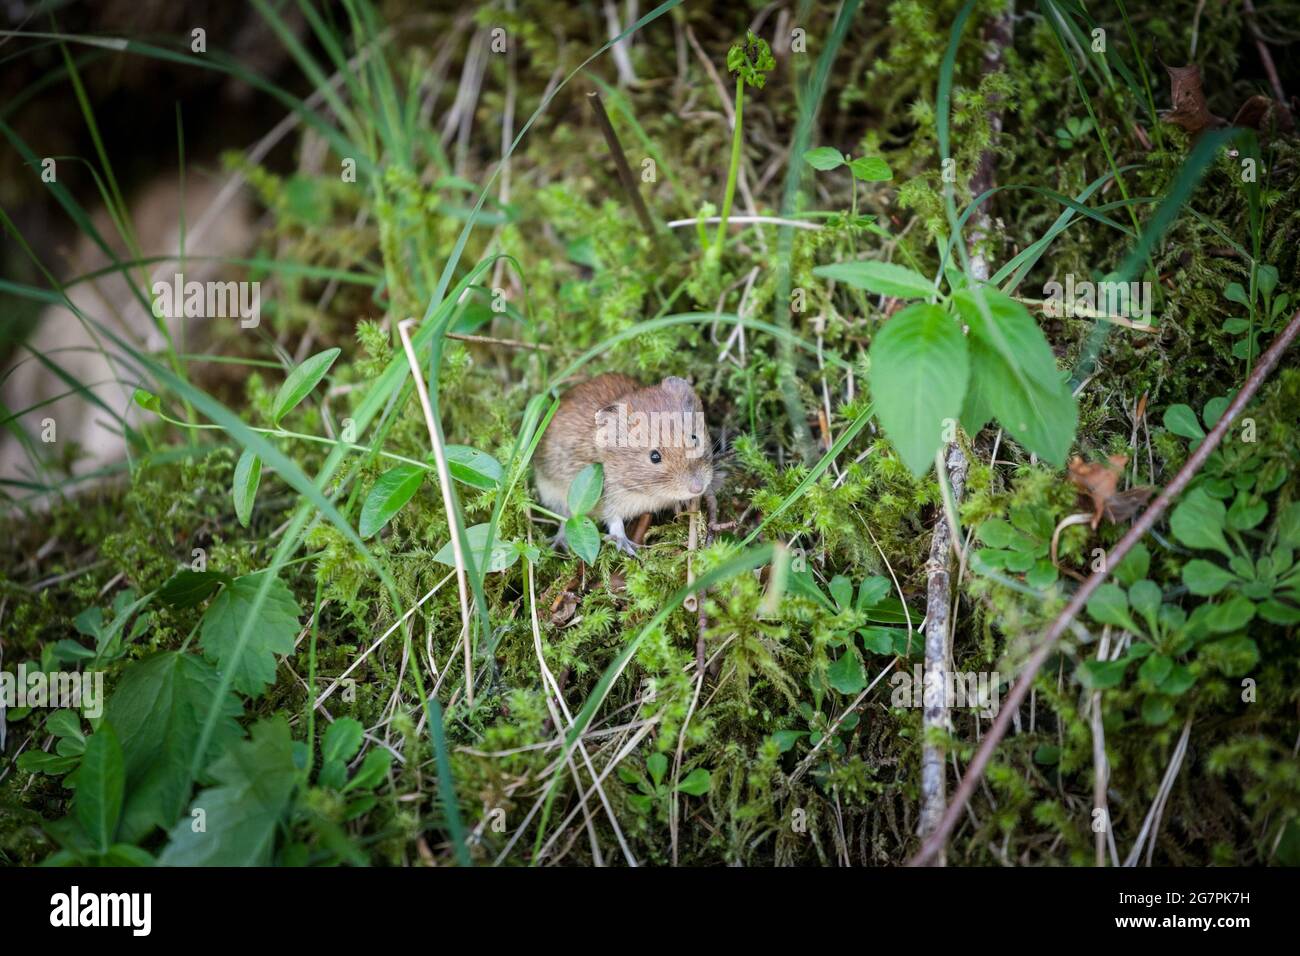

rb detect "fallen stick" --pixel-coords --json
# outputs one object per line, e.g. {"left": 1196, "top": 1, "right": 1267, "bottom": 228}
{"left": 908, "top": 306, "right": 1300, "bottom": 866}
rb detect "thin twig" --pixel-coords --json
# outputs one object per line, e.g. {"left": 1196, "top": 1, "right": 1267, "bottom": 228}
{"left": 908, "top": 306, "right": 1300, "bottom": 866}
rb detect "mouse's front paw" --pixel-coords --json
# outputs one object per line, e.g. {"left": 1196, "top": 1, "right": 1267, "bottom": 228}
{"left": 609, "top": 532, "right": 640, "bottom": 558}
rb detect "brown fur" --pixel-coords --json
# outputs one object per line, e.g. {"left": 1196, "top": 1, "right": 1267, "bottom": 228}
{"left": 534, "top": 374, "right": 714, "bottom": 529}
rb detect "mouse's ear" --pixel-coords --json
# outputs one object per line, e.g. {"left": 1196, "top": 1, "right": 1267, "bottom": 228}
{"left": 661, "top": 375, "right": 693, "bottom": 395}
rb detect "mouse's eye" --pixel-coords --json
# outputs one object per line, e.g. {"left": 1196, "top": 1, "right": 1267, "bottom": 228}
{"left": 690, "top": 433, "right": 698, "bottom": 445}
{"left": 649, "top": 449, "right": 662, "bottom": 464}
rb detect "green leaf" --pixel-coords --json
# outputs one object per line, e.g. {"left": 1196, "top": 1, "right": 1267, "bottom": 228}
{"left": 342, "top": 748, "right": 392, "bottom": 793}
{"left": 1277, "top": 502, "right": 1300, "bottom": 548}
{"left": 1128, "top": 580, "right": 1162, "bottom": 627}
{"left": 133, "top": 388, "right": 161, "bottom": 413}
{"left": 1138, "top": 653, "right": 1172, "bottom": 687}
{"left": 868, "top": 302, "right": 968, "bottom": 476}
{"left": 1162, "top": 404, "right": 1205, "bottom": 440}
{"left": 803, "top": 147, "right": 845, "bottom": 170}
{"left": 849, "top": 156, "right": 893, "bottom": 181}
{"left": 1224, "top": 281, "right": 1249, "bottom": 306}
{"left": 855, "top": 576, "right": 891, "bottom": 610}
{"left": 828, "top": 575, "right": 853, "bottom": 610}
{"left": 158, "top": 570, "right": 230, "bottom": 609}
{"left": 646, "top": 753, "right": 668, "bottom": 788}
{"left": 45, "top": 709, "right": 84, "bottom": 742}
{"left": 772, "top": 730, "right": 806, "bottom": 754}
{"left": 1086, "top": 583, "right": 1138, "bottom": 632}
{"left": 322, "top": 718, "right": 364, "bottom": 765}
{"left": 1114, "top": 543, "right": 1150, "bottom": 588}
{"left": 954, "top": 289, "right": 1077, "bottom": 466}
{"left": 977, "top": 519, "right": 1018, "bottom": 549}
{"left": 74, "top": 724, "right": 124, "bottom": 852}
{"left": 159, "top": 717, "right": 297, "bottom": 866}
{"left": 106, "top": 652, "right": 243, "bottom": 842}
{"left": 1227, "top": 495, "right": 1268, "bottom": 531}
{"left": 1259, "top": 599, "right": 1300, "bottom": 625}
{"left": 445, "top": 445, "right": 503, "bottom": 491}
{"left": 567, "top": 463, "right": 604, "bottom": 516}
{"left": 17, "top": 751, "right": 79, "bottom": 775}
{"left": 199, "top": 572, "right": 301, "bottom": 697}
{"left": 359, "top": 464, "right": 425, "bottom": 538}
{"left": 1257, "top": 264, "right": 1279, "bottom": 297}
{"left": 564, "top": 515, "right": 601, "bottom": 564}
{"left": 1141, "top": 695, "right": 1174, "bottom": 726}
{"left": 827, "top": 651, "right": 867, "bottom": 694}
{"left": 1078, "top": 658, "right": 1130, "bottom": 690}
{"left": 433, "top": 522, "right": 520, "bottom": 574}
{"left": 271, "top": 347, "right": 340, "bottom": 425}
{"left": 677, "top": 768, "right": 712, "bottom": 796}
{"left": 1204, "top": 595, "right": 1256, "bottom": 633}
{"left": 1159, "top": 664, "right": 1196, "bottom": 696}
{"left": 232, "top": 449, "right": 261, "bottom": 528}
{"left": 1170, "top": 487, "right": 1232, "bottom": 558}
{"left": 1182, "top": 559, "right": 1235, "bottom": 596}
{"left": 1202, "top": 396, "right": 1230, "bottom": 429}
{"left": 813, "top": 260, "right": 934, "bottom": 299}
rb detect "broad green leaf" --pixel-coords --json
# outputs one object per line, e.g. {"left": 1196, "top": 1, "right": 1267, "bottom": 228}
{"left": 359, "top": 464, "right": 425, "bottom": 538}
{"left": 803, "top": 147, "right": 845, "bottom": 170}
{"left": 159, "top": 717, "right": 297, "bottom": 866}
{"left": 342, "top": 748, "right": 392, "bottom": 793}
{"left": 322, "top": 718, "right": 364, "bottom": 765}
{"left": 812, "top": 260, "right": 934, "bottom": 299}
{"left": 827, "top": 651, "right": 867, "bottom": 694}
{"left": 977, "top": 518, "right": 1018, "bottom": 549}
{"left": 158, "top": 570, "right": 231, "bottom": 609}
{"left": 646, "top": 753, "right": 668, "bottom": 787}
{"left": 1114, "top": 543, "right": 1151, "bottom": 588}
{"left": 17, "top": 751, "right": 79, "bottom": 775}
{"left": 106, "top": 652, "right": 243, "bottom": 842}
{"left": 954, "top": 289, "right": 1077, "bottom": 466}
{"left": 45, "top": 709, "right": 84, "bottom": 742}
{"left": 564, "top": 515, "right": 601, "bottom": 564}
{"left": 1162, "top": 404, "right": 1204, "bottom": 440}
{"left": 1138, "top": 653, "right": 1172, "bottom": 687}
{"left": 445, "top": 445, "right": 503, "bottom": 490}
{"left": 1086, "top": 583, "right": 1138, "bottom": 632}
{"left": 1078, "top": 658, "right": 1130, "bottom": 690}
{"left": 1276, "top": 502, "right": 1300, "bottom": 548}
{"left": 1170, "top": 487, "right": 1232, "bottom": 558}
{"left": 74, "top": 724, "right": 124, "bottom": 852}
{"left": 232, "top": 449, "right": 261, "bottom": 528}
{"left": 567, "top": 463, "right": 604, "bottom": 516}
{"left": 199, "top": 572, "right": 301, "bottom": 697}
{"left": 1141, "top": 695, "right": 1174, "bottom": 726}
{"left": 1227, "top": 495, "right": 1267, "bottom": 531}
{"left": 1182, "top": 559, "right": 1235, "bottom": 596}
{"left": 855, "top": 576, "right": 891, "bottom": 610}
{"left": 1128, "top": 580, "right": 1162, "bottom": 626}
{"left": 849, "top": 156, "right": 892, "bottom": 181}
{"left": 433, "top": 522, "right": 519, "bottom": 573}
{"left": 1202, "top": 396, "right": 1230, "bottom": 429}
{"left": 271, "top": 347, "right": 340, "bottom": 425}
{"left": 677, "top": 768, "right": 711, "bottom": 796}
{"left": 1204, "top": 595, "right": 1256, "bottom": 633}
{"left": 829, "top": 575, "right": 853, "bottom": 610}
{"left": 868, "top": 302, "right": 968, "bottom": 476}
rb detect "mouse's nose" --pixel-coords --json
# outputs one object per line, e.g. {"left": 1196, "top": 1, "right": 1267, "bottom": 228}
{"left": 687, "top": 475, "right": 707, "bottom": 496}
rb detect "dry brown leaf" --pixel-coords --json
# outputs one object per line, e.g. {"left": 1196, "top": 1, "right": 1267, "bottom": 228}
{"left": 1068, "top": 454, "right": 1147, "bottom": 529}
{"left": 1161, "top": 64, "right": 1226, "bottom": 134}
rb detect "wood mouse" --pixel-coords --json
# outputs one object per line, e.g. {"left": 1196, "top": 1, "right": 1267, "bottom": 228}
{"left": 535, "top": 373, "right": 714, "bottom": 555}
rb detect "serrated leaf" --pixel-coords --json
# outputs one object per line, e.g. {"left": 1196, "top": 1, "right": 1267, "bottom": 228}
{"left": 199, "top": 572, "right": 301, "bottom": 697}
{"left": 75, "top": 724, "right": 124, "bottom": 852}
{"left": 445, "top": 445, "right": 503, "bottom": 490}
{"left": 106, "top": 651, "right": 243, "bottom": 842}
{"left": 813, "top": 260, "right": 934, "bottom": 299}
{"left": 954, "top": 289, "right": 1077, "bottom": 466}
{"left": 433, "top": 522, "right": 520, "bottom": 573}
{"left": 803, "top": 147, "right": 845, "bottom": 170}
{"left": 359, "top": 464, "right": 425, "bottom": 538}
{"left": 232, "top": 449, "right": 261, "bottom": 528}
{"left": 868, "top": 303, "right": 968, "bottom": 476}
{"left": 567, "top": 463, "right": 604, "bottom": 516}
{"left": 159, "top": 717, "right": 296, "bottom": 866}
{"left": 158, "top": 570, "right": 231, "bottom": 609}
{"left": 564, "top": 515, "right": 601, "bottom": 564}
{"left": 1086, "top": 583, "right": 1138, "bottom": 632}
{"left": 271, "top": 348, "right": 340, "bottom": 425}
{"left": 1170, "top": 487, "right": 1232, "bottom": 558}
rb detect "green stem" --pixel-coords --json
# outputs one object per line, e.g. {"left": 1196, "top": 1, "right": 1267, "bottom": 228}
{"left": 713, "top": 77, "right": 745, "bottom": 252}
